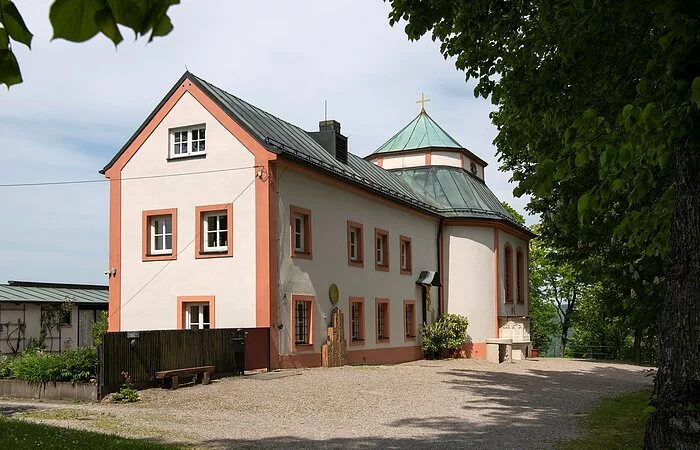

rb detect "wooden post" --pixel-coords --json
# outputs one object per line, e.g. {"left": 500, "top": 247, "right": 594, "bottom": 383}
{"left": 321, "top": 309, "right": 347, "bottom": 367}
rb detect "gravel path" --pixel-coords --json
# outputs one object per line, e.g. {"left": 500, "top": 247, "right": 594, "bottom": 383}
{"left": 1, "top": 358, "right": 652, "bottom": 448}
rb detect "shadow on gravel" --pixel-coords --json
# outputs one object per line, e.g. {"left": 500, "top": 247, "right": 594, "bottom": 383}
{"left": 197, "top": 364, "right": 651, "bottom": 449}
{"left": 0, "top": 404, "right": 42, "bottom": 416}
{"left": 199, "top": 433, "right": 502, "bottom": 449}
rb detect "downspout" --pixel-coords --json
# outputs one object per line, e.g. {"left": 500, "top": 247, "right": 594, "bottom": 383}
{"left": 437, "top": 218, "right": 444, "bottom": 316}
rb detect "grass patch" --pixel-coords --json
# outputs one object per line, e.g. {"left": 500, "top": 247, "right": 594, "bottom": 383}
{"left": 559, "top": 389, "right": 651, "bottom": 449}
{"left": 0, "top": 416, "right": 179, "bottom": 449}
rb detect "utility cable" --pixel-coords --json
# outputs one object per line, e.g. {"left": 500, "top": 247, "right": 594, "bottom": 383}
{"left": 0, "top": 166, "right": 262, "bottom": 188}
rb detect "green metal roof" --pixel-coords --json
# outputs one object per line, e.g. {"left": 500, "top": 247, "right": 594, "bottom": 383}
{"left": 373, "top": 110, "right": 463, "bottom": 154}
{"left": 392, "top": 166, "right": 526, "bottom": 226}
{"left": 0, "top": 281, "right": 108, "bottom": 305}
{"left": 102, "top": 72, "right": 528, "bottom": 234}
{"left": 188, "top": 73, "right": 441, "bottom": 213}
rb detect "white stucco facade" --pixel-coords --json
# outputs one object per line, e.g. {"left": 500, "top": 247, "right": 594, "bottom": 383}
{"left": 371, "top": 150, "right": 485, "bottom": 181}
{"left": 276, "top": 168, "right": 438, "bottom": 358}
{"left": 497, "top": 230, "right": 530, "bottom": 317}
{"left": 105, "top": 73, "right": 532, "bottom": 366}
{"left": 380, "top": 153, "right": 427, "bottom": 170}
{"left": 119, "top": 92, "right": 257, "bottom": 331}
{"left": 443, "top": 226, "right": 496, "bottom": 342}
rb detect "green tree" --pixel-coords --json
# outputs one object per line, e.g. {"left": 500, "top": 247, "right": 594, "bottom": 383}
{"left": 529, "top": 226, "right": 584, "bottom": 354}
{"left": 0, "top": 0, "right": 179, "bottom": 87}
{"left": 501, "top": 201, "right": 525, "bottom": 226}
{"left": 387, "top": 1, "right": 699, "bottom": 446}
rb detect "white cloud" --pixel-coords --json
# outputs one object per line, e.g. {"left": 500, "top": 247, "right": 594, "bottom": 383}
{"left": 0, "top": 1, "right": 536, "bottom": 284}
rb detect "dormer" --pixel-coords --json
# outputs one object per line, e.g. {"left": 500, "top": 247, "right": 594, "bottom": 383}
{"left": 365, "top": 108, "right": 487, "bottom": 181}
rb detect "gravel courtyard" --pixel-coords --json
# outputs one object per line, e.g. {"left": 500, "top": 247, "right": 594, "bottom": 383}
{"left": 2, "top": 358, "right": 652, "bottom": 449}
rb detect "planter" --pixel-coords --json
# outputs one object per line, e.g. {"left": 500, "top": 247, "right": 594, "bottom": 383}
{"left": 531, "top": 348, "right": 540, "bottom": 358}
{"left": 0, "top": 379, "right": 97, "bottom": 402}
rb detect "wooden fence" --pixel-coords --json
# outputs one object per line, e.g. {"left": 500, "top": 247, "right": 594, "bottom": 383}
{"left": 98, "top": 327, "right": 269, "bottom": 397}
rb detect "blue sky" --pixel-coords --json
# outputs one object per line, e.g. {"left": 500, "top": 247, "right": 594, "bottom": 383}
{"left": 0, "top": 1, "right": 535, "bottom": 285}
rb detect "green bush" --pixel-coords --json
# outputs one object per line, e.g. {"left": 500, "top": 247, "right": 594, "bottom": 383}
{"left": 0, "top": 355, "right": 15, "bottom": 378}
{"left": 61, "top": 347, "right": 98, "bottom": 382}
{"left": 421, "top": 314, "right": 469, "bottom": 359}
{"left": 112, "top": 387, "right": 139, "bottom": 403}
{"left": 11, "top": 347, "right": 97, "bottom": 384}
{"left": 11, "top": 352, "right": 64, "bottom": 384}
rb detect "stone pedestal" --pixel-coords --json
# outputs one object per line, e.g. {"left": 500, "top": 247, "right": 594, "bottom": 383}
{"left": 486, "top": 338, "right": 513, "bottom": 363}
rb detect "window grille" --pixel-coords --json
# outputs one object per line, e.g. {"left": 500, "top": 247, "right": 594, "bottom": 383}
{"left": 295, "top": 300, "right": 310, "bottom": 344}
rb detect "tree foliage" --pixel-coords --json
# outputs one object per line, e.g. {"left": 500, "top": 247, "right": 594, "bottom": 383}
{"left": 0, "top": 0, "right": 179, "bottom": 87}
{"left": 529, "top": 225, "right": 583, "bottom": 353}
{"left": 501, "top": 201, "right": 525, "bottom": 226}
{"left": 387, "top": 1, "right": 699, "bottom": 446}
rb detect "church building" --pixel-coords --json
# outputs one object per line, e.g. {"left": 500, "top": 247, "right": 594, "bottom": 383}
{"left": 101, "top": 72, "right": 533, "bottom": 368}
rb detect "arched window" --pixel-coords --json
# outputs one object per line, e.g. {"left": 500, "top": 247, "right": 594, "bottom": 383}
{"left": 504, "top": 244, "right": 513, "bottom": 303}
{"left": 516, "top": 249, "right": 525, "bottom": 304}
{"left": 470, "top": 162, "right": 478, "bottom": 175}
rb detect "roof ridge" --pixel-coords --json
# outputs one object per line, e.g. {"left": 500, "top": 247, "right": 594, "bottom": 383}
{"left": 421, "top": 110, "right": 462, "bottom": 148}
{"left": 190, "top": 74, "right": 323, "bottom": 146}
{"left": 6, "top": 280, "right": 108, "bottom": 290}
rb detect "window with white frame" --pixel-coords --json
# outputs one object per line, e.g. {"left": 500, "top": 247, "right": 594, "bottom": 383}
{"left": 400, "top": 236, "right": 412, "bottom": 274}
{"left": 347, "top": 221, "right": 364, "bottom": 266}
{"left": 294, "top": 214, "right": 305, "bottom": 252}
{"left": 186, "top": 303, "right": 211, "bottom": 329}
{"left": 290, "top": 206, "right": 312, "bottom": 258}
{"left": 375, "top": 228, "right": 389, "bottom": 270}
{"left": 204, "top": 211, "right": 228, "bottom": 252}
{"left": 150, "top": 215, "right": 173, "bottom": 255}
{"left": 170, "top": 125, "right": 206, "bottom": 158}
{"left": 350, "top": 228, "right": 359, "bottom": 260}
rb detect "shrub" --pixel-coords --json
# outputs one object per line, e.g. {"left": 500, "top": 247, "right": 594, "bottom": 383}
{"left": 421, "top": 314, "right": 469, "bottom": 359}
{"left": 0, "top": 355, "right": 14, "bottom": 378}
{"left": 112, "top": 371, "right": 139, "bottom": 403}
{"left": 61, "top": 347, "right": 98, "bottom": 383}
{"left": 11, "top": 347, "right": 98, "bottom": 385}
{"left": 12, "top": 352, "right": 64, "bottom": 384}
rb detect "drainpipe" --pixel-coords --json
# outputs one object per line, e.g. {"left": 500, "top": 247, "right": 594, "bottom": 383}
{"left": 437, "top": 218, "right": 444, "bottom": 316}
{"left": 421, "top": 286, "right": 427, "bottom": 326}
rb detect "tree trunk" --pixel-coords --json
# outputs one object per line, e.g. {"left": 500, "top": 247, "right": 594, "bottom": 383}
{"left": 644, "top": 144, "right": 700, "bottom": 448}
{"left": 633, "top": 326, "right": 642, "bottom": 363}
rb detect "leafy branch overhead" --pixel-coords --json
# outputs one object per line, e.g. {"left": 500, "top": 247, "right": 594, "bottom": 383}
{"left": 0, "top": 0, "right": 179, "bottom": 87}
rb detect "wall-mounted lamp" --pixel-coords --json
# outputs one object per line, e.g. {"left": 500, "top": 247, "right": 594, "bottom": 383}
{"left": 104, "top": 268, "right": 117, "bottom": 277}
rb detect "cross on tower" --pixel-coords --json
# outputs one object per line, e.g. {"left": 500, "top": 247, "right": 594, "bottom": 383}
{"left": 416, "top": 93, "right": 431, "bottom": 111}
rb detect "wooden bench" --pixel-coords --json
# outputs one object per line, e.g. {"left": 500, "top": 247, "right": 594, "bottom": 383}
{"left": 155, "top": 365, "right": 215, "bottom": 390}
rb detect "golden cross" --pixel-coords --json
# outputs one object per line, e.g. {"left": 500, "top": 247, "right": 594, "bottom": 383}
{"left": 416, "top": 93, "right": 431, "bottom": 111}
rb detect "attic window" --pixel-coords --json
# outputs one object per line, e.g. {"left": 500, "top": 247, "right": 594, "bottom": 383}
{"left": 470, "top": 162, "right": 478, "bottom": 175}
{"left": 170, "top": 125, "right": 206, "bottom": 158}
